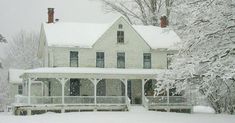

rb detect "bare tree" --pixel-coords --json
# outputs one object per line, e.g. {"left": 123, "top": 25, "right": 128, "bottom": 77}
{"left": 0, "top": 31, "right": 41, "bottom": 110}
{"left": 101, "top": 0, "right": 174, "bottom": 26}
{"left": 7, "top": 31, "right": 41, "bottom": 69}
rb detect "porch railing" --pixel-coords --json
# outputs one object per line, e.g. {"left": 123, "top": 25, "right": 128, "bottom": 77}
{"left": 64, "top": 96, "right": 94, "bottom": 104}
{"left": 30, "top": 96, "right": 62, "bottom": 104}
{"left": 146, "top": 96, "right": 189, "bottom": 106}
{"left": 96, "top": 96, "right": 125, "bottom": 104}
{"left": 15, "top": 95, "right": 28, "bottom": 104}
{"left": 15, "top": 96, "right": 126, "bottom": 105}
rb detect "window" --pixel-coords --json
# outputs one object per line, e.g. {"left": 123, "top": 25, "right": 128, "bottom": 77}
{"left": 18, "top": 85, "right": 23, "bottom": 95}
{"left": 143, "top": 53, "right": 151, "bottom": 69}
{"left": 96, "top": 52, "right": 105, "bottom": 68}
{"left": 70, "top": 79, "right": 80, "bottom": 96}
{"left": 70, "top": 51, "right": 78, "bottom": 67}
{"left": 97, "top": 80, "right": 106, "bottom": 96}
{"left": 117, "top": 52, "right": 125, "bottom": 68}
{"left": 117, "top": 31, "right": 124, "bottom": 43}
{"left": 167, "top": 54, "right": 174, "bottom": 69}
{"left": 118, "top": 24, "right": 123, "bottom": 29}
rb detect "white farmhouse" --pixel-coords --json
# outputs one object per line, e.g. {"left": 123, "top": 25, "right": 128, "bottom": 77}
{"left": 12, "top": 8, "right": 192, "bottom": 115}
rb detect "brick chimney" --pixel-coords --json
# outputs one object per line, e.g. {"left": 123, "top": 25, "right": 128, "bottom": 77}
{"left": 48, "top": 8, "right": 54, "bottom": 23}
{"left": 160, "top": 15, "right": 168, "bottom": 28}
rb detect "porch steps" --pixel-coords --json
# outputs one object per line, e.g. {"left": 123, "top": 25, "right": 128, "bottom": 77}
{"left": 129, "top": 105, "right": 147, "bottom": 112}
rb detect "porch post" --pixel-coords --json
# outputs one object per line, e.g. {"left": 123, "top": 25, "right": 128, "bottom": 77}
{"left": 28, "top": 78, "right": 31, "bottom": 105}
{"left": 94, "top": 79, "right": 97, "bottom": 105}
{"left": 57, "top": 78, "right": 68, "bottom": 105}
{"left": 124, "top": 79, "right": 128, "bottom": 102}
{"left": 41, "top": 82, "right": 44, "bottom": 96}
{"left": 61, "top": 82, "right": 65, "bottom": 105}
{"left": 120, "top": 79, "right": 128, "bottom": 104}
{"left": 167, "top": 82, "right": 170, "bottom": 112}
{"left": 142, "top": 79, "right": 145, "bottom": 104}
{"left": 23, "top": 78, "right": 27, "bottom": 96}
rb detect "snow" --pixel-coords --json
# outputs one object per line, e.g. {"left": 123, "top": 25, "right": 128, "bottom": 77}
{"left": 193, "top": 106, "right": 215, "bottom": 114}
{"left": 24, "top": 67, "right": 166, "bottom": 75}
{"left": 43, "top": 22, "right": 112, "bottom": 48}
{"left": 0, "top": 111, "right": 235, "bottom": 123}
{"left": 129, "top": 106, "right": 148, "bottom": 112}
{"left": 8, "top": 69, "right": 25, "bottom": 84}
{"left": 133, "top": 25, "right": 181, "bottom": 49}
{"left": 43, "top": 17, "right": 180, "bottom": 49}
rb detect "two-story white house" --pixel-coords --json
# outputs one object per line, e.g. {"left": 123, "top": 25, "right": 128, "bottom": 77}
{"left": 13, "top": 8, "right": 192, "bottom": 115}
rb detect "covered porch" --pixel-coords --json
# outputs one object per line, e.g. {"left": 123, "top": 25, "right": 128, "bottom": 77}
{"left": 14, "top": 67, "right": 191, "bottom": 115}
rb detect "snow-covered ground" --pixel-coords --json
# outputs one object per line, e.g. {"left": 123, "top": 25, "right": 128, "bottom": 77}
{"left": 0, "top": 111, "right": 234, "bottom": 123}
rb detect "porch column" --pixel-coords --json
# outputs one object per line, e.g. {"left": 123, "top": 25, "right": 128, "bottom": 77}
{"left": 57, "top": 78, "right": 69, "bottom": 105}
{"left": 167, "top": 82, "right": 170, "bottom": 104}
{"left": 23, "top": 78, "right": 27, "bottom": 96}
{"left": 124, "top": 79, "right": 128, "bottom": 99}
{"left": 41, "top": 82, "right": 44, "bottom": 96}
{"left": 166, "top": 82, "right": 170, "bottom": 112}
{"left": 28, "top": 78, "right": 31, "bottom": 105}
{"left": 142, "top": 79, "right": 145, "bottom": 102}
{"left": 89, "top": 78, "right": 98, "bottom": 105}
{"left": 94, "top": 79, "right": 97, "bottom": 105}
{"left": 120, "top": 79, "right": 128, "bottom": 103}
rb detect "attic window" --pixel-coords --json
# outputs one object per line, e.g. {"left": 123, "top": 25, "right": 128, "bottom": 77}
{"left": 117, "top": 31, "right": 124, "bottom": 43}
{"left": 118, "top": 24, "right": 123, "bottom": 29}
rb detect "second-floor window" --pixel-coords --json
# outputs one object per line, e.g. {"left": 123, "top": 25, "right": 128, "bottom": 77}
{"left": 96, "top": 52, "right": 104, "bottom": 68}
{"left": 117, "top": 52, "right": 125, "bottom": 68}
{"left": 143, "top": 53, "right": 151, "bottom": 69}
{"left": 18, "top": 85, "right": 23, "bottom": 95}
{"left": 70, "top": 51, "right": 78, "bottom": 67}
{"left": 167, "top": 54, "right": 174, "bottom": 69}
{"left": 117, "top": 31, "right": 124, "bottom": 43}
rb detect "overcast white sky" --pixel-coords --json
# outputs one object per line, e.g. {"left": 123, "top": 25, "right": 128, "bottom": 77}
{"left": 0, "top": 0, "right": 119, "bottom": 39}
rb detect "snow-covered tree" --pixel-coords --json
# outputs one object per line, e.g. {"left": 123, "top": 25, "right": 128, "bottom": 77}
{"left": 0, "top": 34, "right": 7, "bottom": 69}
{"left": 7, "top": 31, "right": 41, "bottom": 69}
{"left": 101, "top": 0, "right": 174, "bottom": 25}
{"left": 0, "top": 31, "right": 41, "bottom": 111}
{"left": 0, "top": 34, "right": 8, "bottom": 110}
{"left": 157, "top": 0, "right": 235, "bottom": 114}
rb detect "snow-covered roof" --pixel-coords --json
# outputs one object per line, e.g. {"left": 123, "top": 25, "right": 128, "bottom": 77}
{"left": 132, "top": 25, "right": 181, "bottom": 49}
{"left": 9, "top": 69, "right": 25, "bottom": 84}
{"left": 25, "top": 67, "right": 165, "bottom": 75}
{"left": 43, "top": 22, "right": 112, "bottom": 48}
{"left": 43, "top": 17, "right": 181, "bottom": 49}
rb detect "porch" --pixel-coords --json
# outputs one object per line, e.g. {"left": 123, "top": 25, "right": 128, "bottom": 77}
{"left": 13, "top": 67, "right": 192, "bottom": 115}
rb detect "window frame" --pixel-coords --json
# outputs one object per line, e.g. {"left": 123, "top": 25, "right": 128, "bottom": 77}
{"left": 18, "top": 84, "right": 23, "bottom": 95}
{"left": 118, "top": 24, "right": 123, "bottom": 29}
{"left": 117, "top": 31, "right": 124, "bottom": 43}
{"left": 96, "top": 52, "right": 105, "bottom": 68}
{"left": 167, "top": 54, "right": 174, "bottom": 69}
{"left": 70, "top": 51, "right": 79, "bottom": 67}
{"left": 117, "top": 52, "right": 125, "bottom": 68}
{"left": 143, "top": 53, "right": 151, "bottom": 69}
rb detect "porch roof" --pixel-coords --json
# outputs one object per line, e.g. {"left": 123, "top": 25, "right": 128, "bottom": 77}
{"left": 22, "top": 67, "right": 166, "bottom": 79}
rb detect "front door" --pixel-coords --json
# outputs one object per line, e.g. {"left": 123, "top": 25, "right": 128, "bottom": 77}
{"left": 70, "top": 79, "right": 80, "bottom": 96}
